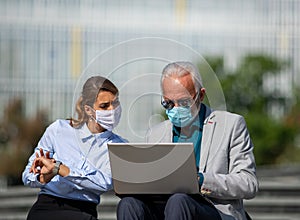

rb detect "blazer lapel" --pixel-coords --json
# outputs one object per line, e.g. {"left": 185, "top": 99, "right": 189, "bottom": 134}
{"left": 199, "top": 112, "right": 216, "bottom": 172}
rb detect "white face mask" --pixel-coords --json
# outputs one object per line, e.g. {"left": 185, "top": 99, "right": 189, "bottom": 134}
{"left": 93, "top": 105, "right": 122, "bottom": 131}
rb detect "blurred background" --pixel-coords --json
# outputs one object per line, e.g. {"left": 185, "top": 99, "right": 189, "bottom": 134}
{"left": 0, "top": 0, "right": 300, "bottom": 219}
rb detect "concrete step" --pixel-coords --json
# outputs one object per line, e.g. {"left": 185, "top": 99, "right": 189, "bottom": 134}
{"left": 1, "top": 180, "right": 300, "bottom": 220}
{"left": 0, "top": 212, "right": 27, "bottom": 220}
{"left": 0, "top": 211, "right": 117, "bottom": 220}
{"left": 98, "top": 212, "right": 117, "bottom": 220}
{"left": 245, "top": 196, "right": 300, "bottom": 213}
{"left": 97, "top": 192, "right": 119, "bottom": 213}
{"left": 0, "top": 187, "right": 119, "bottom": 220}
{"left": 247, "top": 213, "right": 300, "bottom": 220}
{"left": 257, "top": 178, "right": 300, "bottom": 197}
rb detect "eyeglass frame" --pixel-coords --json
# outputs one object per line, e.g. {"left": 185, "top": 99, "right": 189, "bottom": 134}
{"left": 161, "top": 92, "right": 200, "bottom": 110}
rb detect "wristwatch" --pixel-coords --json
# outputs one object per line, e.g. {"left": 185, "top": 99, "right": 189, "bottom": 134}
{"left": 53, "top": 161, "right": 62, "bottom": 175}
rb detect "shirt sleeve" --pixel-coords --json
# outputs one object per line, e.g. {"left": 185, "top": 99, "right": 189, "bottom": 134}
{"left": 60, "top": 133, "right": 127, "bottom": 192}
{"left": 63, "top": 164, "right": 113, "bottom": 192}
{"left": 22, "top": 121, "right": 58, "bottom": 188}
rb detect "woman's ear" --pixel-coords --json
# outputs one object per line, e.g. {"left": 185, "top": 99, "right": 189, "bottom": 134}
{"left": 84, "top": 105, "right": 93, "bottom": 116}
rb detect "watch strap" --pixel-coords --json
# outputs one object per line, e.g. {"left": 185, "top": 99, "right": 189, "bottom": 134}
{"left": 53, "top": 161, "right": 62, "bottom": 175}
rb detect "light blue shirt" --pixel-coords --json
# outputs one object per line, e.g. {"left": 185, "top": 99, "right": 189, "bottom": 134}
{"left": 22, "top": 119, "right": 126, "bottom": 204}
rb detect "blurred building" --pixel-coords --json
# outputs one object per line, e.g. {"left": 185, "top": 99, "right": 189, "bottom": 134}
{"left": 0, "top": 0, "right": 299, "bottom": 141}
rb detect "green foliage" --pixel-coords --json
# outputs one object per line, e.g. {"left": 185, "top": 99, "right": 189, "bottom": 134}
{"left": 204, "top": 54, "right": 299, "bottom": 166}
{"left": 0, "top": 99, "right": 49, "bottom": 185}
{"left": 244, "top": 112, "right": 297, "bottom": 165}
{"left": 206, "top": 55, "right": 288, "bottom": 114}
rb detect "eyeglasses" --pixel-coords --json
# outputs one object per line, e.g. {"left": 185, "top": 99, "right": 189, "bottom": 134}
{"left": 161, "top": 92, "right": 199, "bottom": 110}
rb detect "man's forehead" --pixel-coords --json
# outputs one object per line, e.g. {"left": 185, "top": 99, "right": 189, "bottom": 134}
{"left": 162, "top": 75, "right": 195, "bottom": 97}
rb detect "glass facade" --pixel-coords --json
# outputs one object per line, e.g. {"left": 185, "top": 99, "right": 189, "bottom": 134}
{"left": 1, "top": 0, "right": 299, "bottom": 141}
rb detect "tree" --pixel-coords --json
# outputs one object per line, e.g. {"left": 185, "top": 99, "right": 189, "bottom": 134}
{"left": 202, "top": 54, "right": 298, "bottom": 165}
{"left": 0, "top": 99, "right": 49, "bottom": 185}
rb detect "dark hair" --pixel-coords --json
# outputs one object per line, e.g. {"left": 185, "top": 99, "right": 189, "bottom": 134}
{"left": 71, "top": 76, "right": 118, "bottom": 128}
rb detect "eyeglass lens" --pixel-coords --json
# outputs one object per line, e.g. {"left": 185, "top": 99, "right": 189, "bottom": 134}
{"left": 161, "top": 93, "right": 198, "bottom": 110}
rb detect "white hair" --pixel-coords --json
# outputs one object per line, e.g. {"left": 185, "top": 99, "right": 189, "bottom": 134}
{"left": 161, "top": 61, "right": 203, "bottom": 93}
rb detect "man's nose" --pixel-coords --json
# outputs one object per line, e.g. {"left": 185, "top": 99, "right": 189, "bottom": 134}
{"left": 174, "top": 102, "right": 180, "bottom": 107}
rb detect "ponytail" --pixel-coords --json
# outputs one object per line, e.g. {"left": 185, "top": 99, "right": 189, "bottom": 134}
{"left": 69, "top": 96, "right": 89, "bottom": 128}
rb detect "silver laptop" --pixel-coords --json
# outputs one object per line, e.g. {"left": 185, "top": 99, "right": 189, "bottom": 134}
{"left": 107, "top": 143, "right": 199, "bottom": 194}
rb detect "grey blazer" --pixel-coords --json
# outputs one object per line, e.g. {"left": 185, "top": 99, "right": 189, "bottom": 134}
{"left": 145, "top": 105, "right": 258, "bottom": 220}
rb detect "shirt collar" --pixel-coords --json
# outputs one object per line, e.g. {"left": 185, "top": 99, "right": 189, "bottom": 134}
{"left": 79, "top": 123, "right": 113, "bottom": 143}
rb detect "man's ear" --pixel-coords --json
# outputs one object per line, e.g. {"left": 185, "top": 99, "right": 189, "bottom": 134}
{"left": 199, "top": 88, "right": 206, "bottom": 101}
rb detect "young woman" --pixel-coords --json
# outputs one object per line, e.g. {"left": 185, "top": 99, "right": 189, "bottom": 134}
{"left": 22, "top": 76, "right": 126, "bottom": 220}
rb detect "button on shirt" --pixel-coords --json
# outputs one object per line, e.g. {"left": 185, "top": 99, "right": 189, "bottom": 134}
{"left": 22, "top": 119, "right": 126, "bottom": 204}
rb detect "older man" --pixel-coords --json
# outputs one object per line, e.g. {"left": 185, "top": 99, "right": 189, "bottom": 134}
{"left": 117, "top": 61, "right": 258, "bottom": 220}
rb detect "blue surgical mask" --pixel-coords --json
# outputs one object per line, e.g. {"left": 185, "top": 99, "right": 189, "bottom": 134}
{"left": 166, "top": 106, "right": 195, "bottom": 127}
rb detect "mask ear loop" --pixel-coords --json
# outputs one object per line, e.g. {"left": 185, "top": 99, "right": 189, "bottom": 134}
{"left": 193, "top": 92, "right": 202, "bottom": 114}
{"left": 86, "top": 105, "right": 97, "bottom": 122}
{"left": 89, "top": 112, "right": 100, "bottom": 127}
{"left": 89, "top": 115, "right": 94, "bottom": 122}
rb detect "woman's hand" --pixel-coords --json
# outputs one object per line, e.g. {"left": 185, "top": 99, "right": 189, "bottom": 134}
{"left": 29, "top": 149, "right": 53, "bottom": 173}
{"left": 29, "top": 148, "right": 70, "bottom": 184}
{"left": 30, "top": 149, "right": 56, "bottom": 184}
